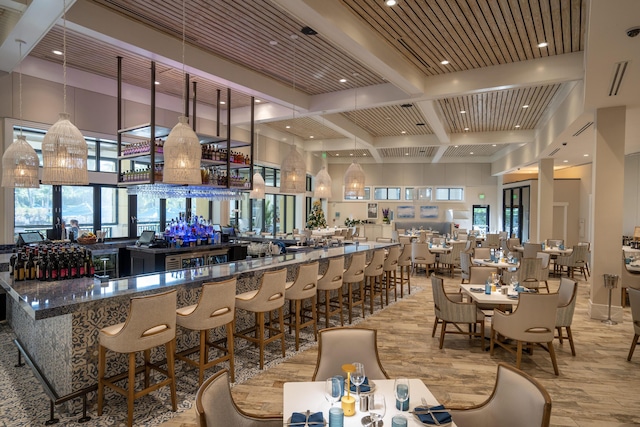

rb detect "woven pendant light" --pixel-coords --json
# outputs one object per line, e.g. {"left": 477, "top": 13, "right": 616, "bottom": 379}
{"left": 162, "top": 116, "right": 202, "bottom": 184}
{"left": 344, "top": 161, "right": 365, "bottom": 198}
{"left": 313, "top": 166, "right": 332, "bottom": 199}
{"left": 250, "top": 172, "right": 265, "bottom": 199}
{"left": 41, "top": 0, "right": 88, "bottom": 185}
{"left": 280, "top": 144, "right": 306, "bottom": 193}
{"left": 2, "top": 40, "right": 39, "bottom": 188}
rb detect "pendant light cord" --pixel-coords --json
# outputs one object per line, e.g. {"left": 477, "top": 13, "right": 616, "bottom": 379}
{"left": 290, "top": 34, "right": 298, "bottom": 145}
{"left": 62, "top": 0, "right": 67, "bottom": 115}
{"left": 18, "top": 40, "right": 23, "bottom": 137}
{"left": 181, "top": 0, "right": 186, "bottom": 108}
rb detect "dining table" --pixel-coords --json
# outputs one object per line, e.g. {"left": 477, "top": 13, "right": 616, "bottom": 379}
{"left": 283, "top": 378, "right": 456, "bottom": 426}
{"left": 427, "top": 245, "right": 452, "bottom": 254}
{"left": 512, "top": 245, "right": 573, "bottom": 256}
{"left": 472, "top": 258, "right": 518, "bottom": 273}
{"left": 459, "top": 283, "right": 520, "bottom": 307}
{"left": 627, "top": 261, "right": 640, "bottom": 273}
{"left": 312, "top": 228, "right": 347, "bottom": 237}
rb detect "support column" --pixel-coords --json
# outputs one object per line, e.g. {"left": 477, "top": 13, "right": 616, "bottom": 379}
{"left": 537, "top": 158, "right": 554, "bottom": 243}
{"left": 589, "top": 106, "right": 625, "bottom": 321}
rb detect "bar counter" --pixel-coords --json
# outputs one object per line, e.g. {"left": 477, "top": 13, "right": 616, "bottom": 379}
{"left": 0, "top": 242, "right": 394, "bottom": 397}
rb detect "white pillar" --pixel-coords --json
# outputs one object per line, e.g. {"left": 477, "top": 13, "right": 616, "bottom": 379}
{"left": 537, "top": 158, "right": 554, "bottom": 243}
{"left": 589, "top": 106, "right": 625, "bottom": 321}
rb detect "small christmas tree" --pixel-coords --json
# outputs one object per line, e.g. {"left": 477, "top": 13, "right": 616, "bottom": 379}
{"left": 307, "top": 200, "right": 327, "bottom": 229}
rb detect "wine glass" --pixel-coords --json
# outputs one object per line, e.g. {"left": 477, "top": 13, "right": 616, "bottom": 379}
{"left": 394, "top": 378, "right": 410, "bottom": 412}
{"left": 325, "top": 377, "right": 342, "bottom": 407}
{"left": 351, "top": 362, "right": 365, "bottom": 400}
{"left": 369, "top": 394, "right": 386, "bottom": 423}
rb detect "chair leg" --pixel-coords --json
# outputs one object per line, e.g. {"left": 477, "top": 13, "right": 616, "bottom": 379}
{"left": 515, "top": 340, "right": 524, "bottom": 369}
{"left": 432, "top": 316, "right": 439, "bottom": 337}
{"left": 227, "top": 321, "right": 235, "bottom": 382}
{"left": 548, "top": 341, "right": 559, "bottom": 375}
{"left": 166, "top": 339, "right": 177, "bottom": 411}
{"left": 566, "top": 326, "right": 576, "bottom": 356}
{"left": 198, "top": 330, "right": 207, "bottom": 385}
{"left": 557, "top": 327, "right": 564, "bottom": 344}
{"left": 257, "top": 311, "right": 265, "bottom": 369}
{"left": 439, "top": 321, "right": 447, "bottom": 349}
{"left": 347, "top": 283, "right": 354, "bottom": 324}
{"left": 628, "top": 334, "right": 639, "bottom": 361}
{"left": 294, "top": 299, "right": 301, "bottom": 350}
{"left": 127, "top": 352, "right": 136, "bottom": 427}
{"left": 360, "top": 281, "right": 366, "bottom": 319}
{"left": 311, "top": 295, "right": 318, "bottom": 342}
{"left": 489, "top": 328, "right": 496, "bottom": 355}
{"left": 279, "top": 307, "right": 286, "bottom": 357}
{"left": 143, "top": 349, "right": 150, "bottom": 388}
{"left": 97, "top": 345, "right": 106, "bottom": 416}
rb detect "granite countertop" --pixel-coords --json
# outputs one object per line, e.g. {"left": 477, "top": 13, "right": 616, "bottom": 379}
{"left": 0, "top": 242, "right": 396, "bottom": 320}
{"left": 126, "top": 242, "right": 245, "bottom": 254}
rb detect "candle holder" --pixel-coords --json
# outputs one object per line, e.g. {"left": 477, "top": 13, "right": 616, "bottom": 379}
{"left": 341, "top": 364, "right": 356, "bottom": 416}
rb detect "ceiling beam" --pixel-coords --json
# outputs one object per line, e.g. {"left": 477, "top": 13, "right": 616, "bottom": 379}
{"left": 322, "top": 113, "right": 382, "bottom": 163}
{"left": 415, "top": 100, "right": 449, "bottom": 144}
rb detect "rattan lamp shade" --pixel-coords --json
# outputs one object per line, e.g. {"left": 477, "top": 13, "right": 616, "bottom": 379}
{"left": 163, "top": 116, "right": 202, "bottom": 185}
{"left": 41, "top": 113, "right": 88, "bottom": 185}
{"left": 2, "top": 135, "right": 40, "bottom": 188}
{"left": 344, "top": 161, "right": 365, "bottom": 198}
{"left": 249, "top": 172, "right": 265, "bottom": 199}
{"left": 280, "top": 145, "right": 306, "bottom": 194}
{"left": 313, "top": 166, "right": 332, "bottom": 199}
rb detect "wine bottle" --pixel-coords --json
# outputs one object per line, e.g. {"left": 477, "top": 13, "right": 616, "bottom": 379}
{"left": 9, "top": 249, "right": 17, "bottom": 276}
{"left": 25, "top": 253, "right": 35, "bottom": 281}
{"left": 14, "top": 253, "right": 25, "bottom": 281}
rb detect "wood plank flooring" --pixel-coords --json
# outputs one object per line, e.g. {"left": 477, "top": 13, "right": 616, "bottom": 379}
{"left": 159, "top": 273, "right": 640, "bottom": 427}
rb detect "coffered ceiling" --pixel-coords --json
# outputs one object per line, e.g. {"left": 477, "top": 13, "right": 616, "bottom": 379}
{"left": 2, "top": 0, "right": 639, "bottom": 173}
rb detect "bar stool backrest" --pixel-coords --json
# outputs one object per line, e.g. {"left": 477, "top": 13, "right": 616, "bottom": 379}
{"left": 177, "top": 278, "right": 236, "bottom": 331}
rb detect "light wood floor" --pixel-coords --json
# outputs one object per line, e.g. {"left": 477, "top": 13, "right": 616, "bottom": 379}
{"left": 159, "top": 272, "right": 640, "bottom": 427}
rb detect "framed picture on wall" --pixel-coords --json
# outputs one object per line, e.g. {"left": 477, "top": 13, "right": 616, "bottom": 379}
{"left": 420, "top": 205, "right": 438, "bottom": 218}
{"left": 397, "top": 205, "right": 415, "bottom": 219}
{"left": 368, "top": 203, "right": 378, "bottom": 219}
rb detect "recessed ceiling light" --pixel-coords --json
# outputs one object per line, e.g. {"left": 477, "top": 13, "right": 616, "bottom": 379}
{"left": 522, "top": 105, "right": 529, "bottom": 109}
{"left": 538, "top": 42, "right": 548, "bottom": 48}
{"left": 350, "top": 153, "right": 354, "bottom": 156}
{"left": 405, "top": 152, "right": 409, "bottom": 156}
{"left": 309, "top": 136, "right": 314, "bottom": 139}
{"left": 464, "top": 127, "right": 469, "bottom": 131}
{"left": 563, "top": 160, "right": 569, "bottom": 163}
{"left": 255, "top": 99, "right": 261, "bottom": 103}
{"left": 460, "top": 110, "right": 466, "bottom": 114}
{"left": 363, "top": 153, "right": 367, "bottom": 156}
{"left": 440, "top": 60, "right": 449, "bottom": 65}
{"left": 470, "top": 151, "right": 474, "bottom": 155}
{"left": 492, "top": 144, "right": 496, "bottom": 147}
{"left": 584, "top": 153, "right": 589, "bottom": 157}
{"left": 385, "top": 0, "right": 397, "bottom": 5}
{"left": 269, "top": 40, "right": 278, "bottom": 46}
{"left": 401, "top": 131, "right": 407, "bottom": 134}
{"left": 154, "top": 81, "right": 160, "bottom": 85}
{"left": 285, "top": 125, "right": 291, "bottom": 129}
{"left": 515, "top": 125, "right": 521, "bottom": 128}
{"left": 339, "top": 78, "right": 347, "bottom": 83}
{"left": 220, "top": 101, "right": 226, "bottom": 105}
{"left": 52, "top": 50, "right": 63, "bottom": 55}
{"left": 454, "top": 145, "right": 459, "bottom": 148}
{"left": 336, "top": 153, "right": 339, "bottom": 156}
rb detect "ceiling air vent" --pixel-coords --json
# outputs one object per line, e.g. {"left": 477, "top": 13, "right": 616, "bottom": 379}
{"left": 608, "top": 61, "right": 629, "bottom": 96}
{"left": 572, "top": 122, "right": 593, "bottom": 137}
{"left": 549, "top": 148, "right": 561, "bottom": 157}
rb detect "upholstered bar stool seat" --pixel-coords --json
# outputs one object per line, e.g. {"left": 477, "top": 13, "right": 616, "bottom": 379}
{"left": 235, "top": 268, "right": 287, "bottom": 370}
{"left": 284, "top": 262, "right": 319, "bottom": 350}
{"left": 364, "top": 249, "right": 385, "bottom": 314}
{"left": 316, "top": 257, "right": 344, "bottom": 329}
{"left": 343, "top": 252, "right": 366, "bottom": 323}
{"left": 98, "top": 289, "right": 177, "bottom": 427}
{"left": 176, "top": 278, "right": 236, "bottom": 385}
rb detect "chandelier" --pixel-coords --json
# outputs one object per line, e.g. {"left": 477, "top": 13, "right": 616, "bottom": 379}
{"left": 343, "top": 86, "right": 365, "bottom": 198}
{"left": 249, "top": 129, "right": 265, "bottom": 199}
{"left": 313, "top": 166, "right": 332, "bottom": 199}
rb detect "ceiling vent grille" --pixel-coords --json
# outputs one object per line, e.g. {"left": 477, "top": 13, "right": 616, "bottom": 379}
{"left": 572, "top": 122, "right": 593, "bottom": 137}
{"left": 397, "top": 38, "right": 431, "bottom": 69}
{"left": 549, "top": 148, "right": 561, "bottom": 156}
{"left": 608, "top": 61, "right": 629, "bottom": 96}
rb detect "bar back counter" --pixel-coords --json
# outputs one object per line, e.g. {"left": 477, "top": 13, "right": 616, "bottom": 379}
{"left": 0, "top": 242, "right": 394, "bottom": 409}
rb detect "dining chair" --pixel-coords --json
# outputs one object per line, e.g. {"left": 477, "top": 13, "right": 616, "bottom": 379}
{"left": 556, "top": 245, "right": 590, "bottom": 279}
{"left": 507, "top": 237, "right": 521, "bottom": 253}
{"left": 397, "top": 243, "right": 412, "bottom": 297}
{"left": 536, "top": 252, "right": 551, "bottom": 292}
{"left": 196, "top": 369, "right": 282, "bottom": 427}
{"left": 490, "top": 292, "right": 560, "bottom": 375}
{"left": 517, "top": 257, "right": 544, "bottom": 292}
{"left": 627, "top": 288, "right": 640, "bottom": 361}
{"left": 555, "top": 277, "right": 578, "bottom": 356}
{"left": 578, "top": 241, "right": 591, "bottom": 276}
{"left": 438, "top": 241, "right": 466, "bottom": 277}
{"left": 473, "top": 247, "right": 491, "bottom": 260}
{"left": 411, "top": 242, "right": 436, "bottom": 276}
{"left": 460, "top": 251, "right": 472, "bottom": 284}
{"left": 546, "top": 238, "right": 564, "bottom": 248}
{"left": 284, "top": 261, "right": 319, "bottom": 350}
{"left": 375, "top": 237, "right": 392, "bottom": 243}
{"left": 447, "top": 363, "right": 552, "bottom": 427}
{"left": 523, "top": 243, "right": 542, "bottom": 259}
{"left": 484, "top": 233, "right": 500, "bottom": 250}
{"left": 311, "top": 327, "right": 389, "bottom": 381}
{"left": 468, "top": 266, "right": 499, "bottom": 284}
{"left": 343, "top": 252, "right": 366, "bottom": 323}
{"left": 431, "top": 275, "right": 485, "bottom": 349}
{"left": 621, "top": 251, "right": 640, "bottom": 307}
{"left": 316, "top": 257, "right": 344, "bottom": 329}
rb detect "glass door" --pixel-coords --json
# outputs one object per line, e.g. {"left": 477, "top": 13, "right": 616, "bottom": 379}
{"left": 503, "top": 186, "right": 529, "bottom": 241}
{"left": 472, "top": 205, "right": 490, "bottom": 235}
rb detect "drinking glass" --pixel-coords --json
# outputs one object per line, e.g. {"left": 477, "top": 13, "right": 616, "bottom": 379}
{"left": 369, "top": 394, "right": 386, "bottom": 423}
{"left": 325, "top": 377, "right": 342, "bottom": 407}
{"left": 394, "top": 378, "right": 410, "bottom": 411}
{"left": 351, "top": 362, "right": 365, "bottom": 400}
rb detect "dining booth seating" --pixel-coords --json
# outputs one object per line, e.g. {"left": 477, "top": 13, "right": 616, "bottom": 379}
{"left": 448, "top": 363, "right": 552, "bottom": 427}
{"left": 196, "top": 369, "right": 282, "bottom": 427}
{"left": 311, "top": 327, "right": 389, "bottom": 381}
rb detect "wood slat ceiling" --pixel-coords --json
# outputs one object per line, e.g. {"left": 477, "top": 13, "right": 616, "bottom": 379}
{"left": 341, "top": 104, "right": 433, "bottom": 137}
{"left": 379, "top": 146, "right": 438, "bottom": 158}
{"left": 89, "top": 0, "right": 385, "bottom": 95}
{"left": 443, "top": 144, "right": 507, "bottom": 157}
{"left": 0, "top": 7, "right": 21, "bottom": 41}
{"left": 28, "top": 25, "right": 256, "bottom": 108}
{"left": 262, "top": 117, "right": 346, "bottom": 140}
{"left": 439, "top": 84, "right": 562, "bottom": 132}
{"left": 340, "top": 0, "right": 585, "bottom": 75}
{"left": 325, "top": 149, "right": 371, "bottom": 158}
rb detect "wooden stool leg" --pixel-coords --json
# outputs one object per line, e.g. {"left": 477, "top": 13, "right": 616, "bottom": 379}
{"left": 279, "top": 307, "right": 286, "bottom": 357}
{"left": 324, "top": 290, "right": 331, "bottom": 329}
{"left": 198, "top": 330, "right": 207, "bottom": 385}
{"left": 295, "top": 300, "right": 301, "bottom": 350}
{"left": 143, "top": 349, "right": 150, "bottom": 388}
{"left": 338, "top": 290, "right": 344, "bottom": 326}
{"left": 227, "top": 321, "right": 235, "bottom": 382}
{"left": 311, "top": 295, "right": 318, "bottom": 341}
{"left": 97, "top": 345, "right": 106, "bottom": 415}
{"left": 166, "top": 339, "right": 177, "bottom": 411}
{"left": 127, "top": 352, "right": 136, "bottom": 427}
{"left": 257, "top": 312, "right": 265, "bottom": 369}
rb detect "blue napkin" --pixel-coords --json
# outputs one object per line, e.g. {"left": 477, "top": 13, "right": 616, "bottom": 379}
{"left": 290, "top": 411, "right": 324, "bottom": 426}
{"left": 470, "top": 287, "right": 484, "bottom": 292}
{"left": 350, "top": 377, "right": 371, "bottom": 393}
{"left": 414, "top": 405, "right": 452, "bottom": 425}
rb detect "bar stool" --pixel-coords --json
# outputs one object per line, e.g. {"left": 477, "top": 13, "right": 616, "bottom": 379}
{"left": 316, "top": 257, "right": 344, "bottom": 329}
{"left": 98, "top": 290, "right": 177, "bottom": 427}
{"left": 234, "top": 268, "right": 287, "bottom": 370}
{"left": 175, "top": 278, "right": 236, "bottom": 385}
{"left": 343, "top": 252, "right": 366, "bottom": 324}
{"left": 397, "top": 244, "right": 412, "bottom": 297}
{"left": 284, "top": 261, "right": 319, "bottom": 350}
{"left": 364, "top": 249, "right": 385, "bottom": 314}
{"left": 382, "top": 246, "right": 400, "bottom": 304}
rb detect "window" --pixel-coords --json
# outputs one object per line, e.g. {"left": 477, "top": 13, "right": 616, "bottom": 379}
{"left": 62, "top": 186, "right": 95, "bottom": 231}
{"left": 435, "top": 187, "right": 464, "bottom": 201}
{"left": 101, "top": 187, "right": 128, "bottom": 238}
{"left": 344, "top": 187, "right": 371, "bottom": 201}
{"left": 407, "top": 187, "right": 431, "bottom": 201}
{"left": 374, "top": 187, "right": 400, "bottom": 200}
{"left": 14, "top": 186, "right": 53, "bottom": 239}
{"left": 137, "top": 193, "right": 160, "bottom": 233}
{"left": 472, "top": 205, "right": 490, "bottom": 235}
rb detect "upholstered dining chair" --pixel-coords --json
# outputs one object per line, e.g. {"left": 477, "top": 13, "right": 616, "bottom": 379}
{"left": 447, "top": 363, "right": 552, "bottom": 427}
{"left": 473, "top": 247, "right": 491, "bottom": 260}
{"left": 621, "top": 251, "right": 640, "bottom": 307}
{"left": 546, "top": 238, "right": 564, "bottom": 248}
{"left": 430, "top": 274, "right": 463, "bottom": 338}
{"left": 484, "top": 233, "right": 500, "bottom": 250}
{"left": 627, "top": 288, "right": 640, "bottom": 361}
{"left": 398, "top": 235, "right": 412, "bottom": 246}
{"left": 517, "top": 257, "right": 545, "bottom": 292}
{"left": 196, "top": 369, "right": 282, "bottom": 427}
{"left": 507, "top": 237, "right": 521, "bottom": 253}
{"left": 468, "top": 266, "right": 499, "bottom": 284}
{"left": 431, "top": 275, "right": 485, "bottom": 349}
{"left": 491, "top": 292, "right": 560, "bottom": 375}
{"left": 438, "top": 241, "right": 466, "bottom": 277}
{"left": 397, "top": 243, "right": 412, "bottom": 297}
{"left": 536, "top": 252, "right": 551, "bottom": 292}
{"left": 555, "top": 277, "right": 578, "bottom": 356}
{"left": 556, "top": 245, "right": 590, "bottom": 279}
{"left": 311, "top": 327, "right": 389, "bottom": 381}
{"left": 460, "top": 251, "right": 472, "bottom": 284}
{"left": 523, "top": 243, "right": 542, "bottom": 259}
{"left": 316, "top": 256, "right": 344, "bottom": 329}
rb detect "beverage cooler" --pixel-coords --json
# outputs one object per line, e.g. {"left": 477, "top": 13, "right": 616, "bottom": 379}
{"left": 165, "top": 249, "right": 228, "bottom": 271}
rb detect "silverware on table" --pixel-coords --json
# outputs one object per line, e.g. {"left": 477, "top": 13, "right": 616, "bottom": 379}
{"left": 421, "top": 397, "right": 441, "bottom": 426}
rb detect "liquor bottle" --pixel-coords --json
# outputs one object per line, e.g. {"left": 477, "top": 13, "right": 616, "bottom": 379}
{"left": 14, "top": 253, "right": 25, "bottom": 281}
{"left": 9, "top": 249, "right": 17, "bottom": 276}
{"left": 37, "top": 254, "right": 46, "bottom": 281}
{"left": 49, "top": 253, "right": 59, "bottom": 281}
{"left": 25, "top": 253, "right": 35, "bottom": 281}
{"left": 59, "top": 253, "right": 68, "bottom": 280}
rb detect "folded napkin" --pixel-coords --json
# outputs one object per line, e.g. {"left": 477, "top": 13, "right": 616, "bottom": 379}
{"left": 350, "top": 377, "right": 371, "bottom": 393}
{"left": 290, "top": 411, "right": 324, "bottom": 426}
{"left": 483, "top": 259, "right": 492, "bottom": 262}
{"left": 470, "top": 287, "right": 484, "bottom": 292}
{"left": 414, "top": 405, "right": 452, "bottom": 425}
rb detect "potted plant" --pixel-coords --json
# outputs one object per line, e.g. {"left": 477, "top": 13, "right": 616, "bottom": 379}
{"left": 382, "top": 208, "right": 390, "bottom": 224}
